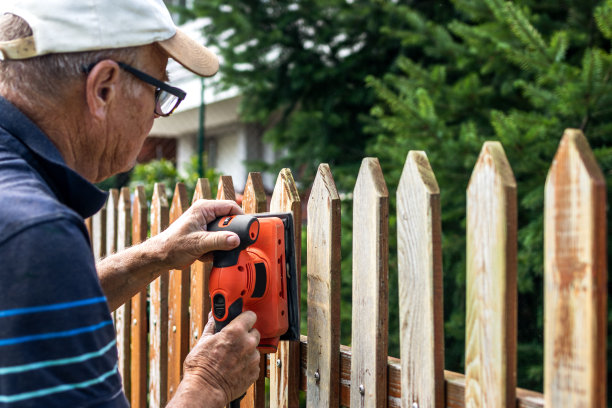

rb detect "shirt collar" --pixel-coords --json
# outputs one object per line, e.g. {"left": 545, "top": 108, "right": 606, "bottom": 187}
{"left": 0, "top": 96, "right": 108, "bottom": 219}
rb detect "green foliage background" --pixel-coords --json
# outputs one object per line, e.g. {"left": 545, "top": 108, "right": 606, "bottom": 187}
{"left": 97, "top": 156, "right": 222, "bottom": 205}
{"left": 366, "top": 0, "right": 612, "bottom": 392}
{"left": 174, "top": 0, "right": 612, "bottom": 398}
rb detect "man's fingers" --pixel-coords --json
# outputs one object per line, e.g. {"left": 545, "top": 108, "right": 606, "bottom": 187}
{"left": 202, "top": 311, "right": 215, "bottom": 337}
{"left": 192, "top": 199, "right": 243, "bottom": 222}
{"left": 198, "top": 231, "right": 240, "bottom": 254}
{"left": 226, "top": 310, "right": 257, "bottom": 333}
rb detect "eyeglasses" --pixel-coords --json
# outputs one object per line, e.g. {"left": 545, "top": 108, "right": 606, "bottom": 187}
{"left": 83, "top": 61, "right": 186, "bottom": 117}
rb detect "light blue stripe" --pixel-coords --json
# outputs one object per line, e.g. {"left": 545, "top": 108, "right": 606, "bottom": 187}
{"left": 0, "top": 339, "right": 117, "bottom": 375}
{"left": 0, "top": 320, "right": 113, "bottom": 347}
{"left": 0, "top": 364, "right": 119, "bottom": 403}
{"left": 0, "top": 297, "right": 107, "bottom": 318}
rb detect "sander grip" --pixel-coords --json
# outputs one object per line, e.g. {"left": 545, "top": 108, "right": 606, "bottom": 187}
{"left": 207, "top": 215, "right": 259, "bottom": 268}
{"left": 213, "top": 297, "right": 243, "bottom": 334}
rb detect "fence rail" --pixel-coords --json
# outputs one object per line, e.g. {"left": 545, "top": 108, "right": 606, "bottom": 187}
{"left": 89, "top": 128, "right": 606, "bottom": 407}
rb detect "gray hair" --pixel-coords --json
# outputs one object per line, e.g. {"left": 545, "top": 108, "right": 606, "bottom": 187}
{"left": 0, "top": 13, "right": 143, "bottom": 107}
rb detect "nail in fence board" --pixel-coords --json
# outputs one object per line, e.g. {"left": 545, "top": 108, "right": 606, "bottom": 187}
{"left": 168, "top": 183, "right": 190, "bottom": 400}
{"left": 130, "top": 186, "right": 148, "bottom": 408}
{"left": 241, "top": 173, "right": 268, "bottom": 408}
{"left": 190, "top": 179, "right": 213, "bottom": 350}
{"left": 306, "top": 164, "right": 341, "bottom": 407}
{"left": 544, "top": 129, "right": 607, "bottom": 407}
{"left": 397, "top": 152, "right": 444, "bottom": 408}
{"left": 464, "top": 142, "right": 517, "bottom": 408}
{"left": 350, "top": 158, "right": 389, "bottom": 408}
{"left": 115, "top": 187, "right": 132, "bottom": 399}
{"left": 270, "top": 169, "right": 302, "bottom": 408}
{"left": 149, "top": 184, "right": 170, "bottom": 408}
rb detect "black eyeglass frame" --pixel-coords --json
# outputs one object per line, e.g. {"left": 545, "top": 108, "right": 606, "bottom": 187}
{"left": 83, "top": 61, "right": 186, "bottom": 117}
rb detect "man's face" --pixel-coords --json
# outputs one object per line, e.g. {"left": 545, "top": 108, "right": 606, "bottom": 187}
{"left": 95, "top": 45, "right": 169, "bottom": 181}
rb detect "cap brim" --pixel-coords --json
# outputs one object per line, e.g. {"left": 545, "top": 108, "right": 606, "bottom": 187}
{"left": 157, "top": 28, "right": 219, "bottom": 77}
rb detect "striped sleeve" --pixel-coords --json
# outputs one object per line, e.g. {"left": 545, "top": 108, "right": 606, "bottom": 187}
{"left": 0, "top": 217, "right": 128, "bottom": 407}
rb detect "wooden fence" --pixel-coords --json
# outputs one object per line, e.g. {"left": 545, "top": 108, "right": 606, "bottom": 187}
{"left": 88, "top": 128, "right": 606, "bottom": 407}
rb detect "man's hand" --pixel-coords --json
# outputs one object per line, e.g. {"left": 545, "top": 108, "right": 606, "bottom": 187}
{"left": 97, "top": 199, "right": 244, "bottom": 311}
{"left": 153, "top": 199, "right": 243, "bottom": 270}
{"left": 168, "top": 311, "right": 261, "bottom": 407}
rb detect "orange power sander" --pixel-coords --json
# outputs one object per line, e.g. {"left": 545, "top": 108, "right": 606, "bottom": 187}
{"left": 207, "top": 213, "right": 300, "bottom": 353}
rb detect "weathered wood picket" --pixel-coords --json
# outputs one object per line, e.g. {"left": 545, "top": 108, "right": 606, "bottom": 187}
{"left": 88, "top": 128, "right": 606, "bottom": 407}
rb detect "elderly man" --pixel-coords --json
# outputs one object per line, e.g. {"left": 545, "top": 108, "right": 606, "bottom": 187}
{"left": 0, "top": 0, "right": 261, "bottom": 407}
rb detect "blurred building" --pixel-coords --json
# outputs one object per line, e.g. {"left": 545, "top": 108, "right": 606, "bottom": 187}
{"left": 145, "top": 14, "right": 280, "bottom": 191}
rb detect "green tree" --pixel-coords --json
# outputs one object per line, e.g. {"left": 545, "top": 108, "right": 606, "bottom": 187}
{"left": 183, "top": 0, "right": 414, "bottom": 187}
{"left": 183, "top": 0, "right": 463, "bottom": 359}
{"left": 367, "top": 0, "right": 612, "bottom": 393}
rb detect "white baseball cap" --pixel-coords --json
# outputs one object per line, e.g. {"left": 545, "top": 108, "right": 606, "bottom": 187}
{"left": 0, "top": 0, "right": 219, "bottom": 77}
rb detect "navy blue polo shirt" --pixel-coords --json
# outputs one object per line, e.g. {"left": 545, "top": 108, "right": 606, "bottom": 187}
{"left": 0, "top": 96, "right": 128, "bottom": 407}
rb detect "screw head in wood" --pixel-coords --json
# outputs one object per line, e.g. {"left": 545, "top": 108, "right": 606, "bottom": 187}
{"left": 172, "top": 325, "right": 177, "bottom": 333}
{"left": 276, "top": 359, "right": 282, "bottom": 368}
{"left": 314, "top": 370, "right": 320, "bottom": 382}
{"left": 359, "top": 384, "right": 365, "bottom": 395}
{"left": 194, "top": 332, "right": 198, "bottom": 339}
{"left": 132, "top": 319, "right": 137, "bottom": 326}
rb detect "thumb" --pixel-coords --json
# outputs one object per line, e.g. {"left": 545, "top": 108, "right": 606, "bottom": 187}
{"left": 197, "top": 231, "right": 240, "bottom": 255}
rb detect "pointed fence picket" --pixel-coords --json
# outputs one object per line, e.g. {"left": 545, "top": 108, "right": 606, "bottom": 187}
{"left": 189, "top": 178, "right": 213, "bottom": 351}
{"left": 130, "top": 186, "right": 149, "bottom": 408}
{"left": 544, "top": 129, "right": 607, "bottom": 407}
{"left": 306, "top": 164, "right": 341, "bottom": 408}
{"left": 269, "top": 169, "right": 302, "bottom": 408}
{"left": 116, "top": 187, "right": 132, "bottom": 400}
{"left": 87, "top": 128, "right": 608, "bottom": 408}
{"left": 465, "top": 142, "right": 518, "bottom": 408}
{"left": 168, "top": 183, "right": 190, "bottom": 400}
{"left": 350, "top": 158, "right": 389, "bottom": 408}
{"left": 397, "top": 151, "right": 444, "bottom": 408}
{"left": 149, "top": 184, "right": 169, "bottom": 408}
{"left": 241, "top": 172, "right": 268, "bottom": 408}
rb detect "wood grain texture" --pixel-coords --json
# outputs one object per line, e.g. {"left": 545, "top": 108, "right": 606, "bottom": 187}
{"left": 241, "top": 173, "right": 268, "bottom": 408}
{"left": 242, "top": 172, "right": 268, "bottom": 214}
{"left": 269, "top": 168, "right": 302, "bottom": 408}
{"left": 130, "top": 186, "right": 148, "bottom": 408}
{"left": 544, "top": 129, "right": 607, "bottom": 407}
{"left": 217, "top": 175, "right": 236, "bottom": 201}
{"left": 115, "top": 187, "right": 132, "bottom": 399}
{"left": 106, "top": 189, "right": 119, "bottom": 257}
{"left": 465, "top": 142, "right": 517, "bottom": 408}
{"left": 190, "top": 179, "right": 213, "bottom": 350}
{"left": 150, "top": 183, "right": 170, "bottom": 408}
{"left": 306, "top": 164, "right": 341, "bottom": 408}
{"left": 92, "top": 196, "right": 107, "bottom": 261}
{"left": 168, "top": 183, "right": 190, "bottom": 400}
{"left": 397, "top": 151, "right": 444, "bottom": 408}
{"left": 350, "top": 158, "right": 389, "bottom": 408}
{"left": 295, "top": 337, "right": 545, "bottom": 407}
{"left": 105, "top": 191, "right": 118, "bottom": 326}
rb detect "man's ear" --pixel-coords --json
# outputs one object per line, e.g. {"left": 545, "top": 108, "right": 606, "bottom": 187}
{"left": 85, "top": 60, "right": 120, "bottom": 120}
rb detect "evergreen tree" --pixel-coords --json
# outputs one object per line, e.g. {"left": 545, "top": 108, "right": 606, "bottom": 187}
{"left": 367, "top": 0, "right": 612, "bottom": 393}
{"left": 183, "top": 0, "right": 460, "bottom": 355}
